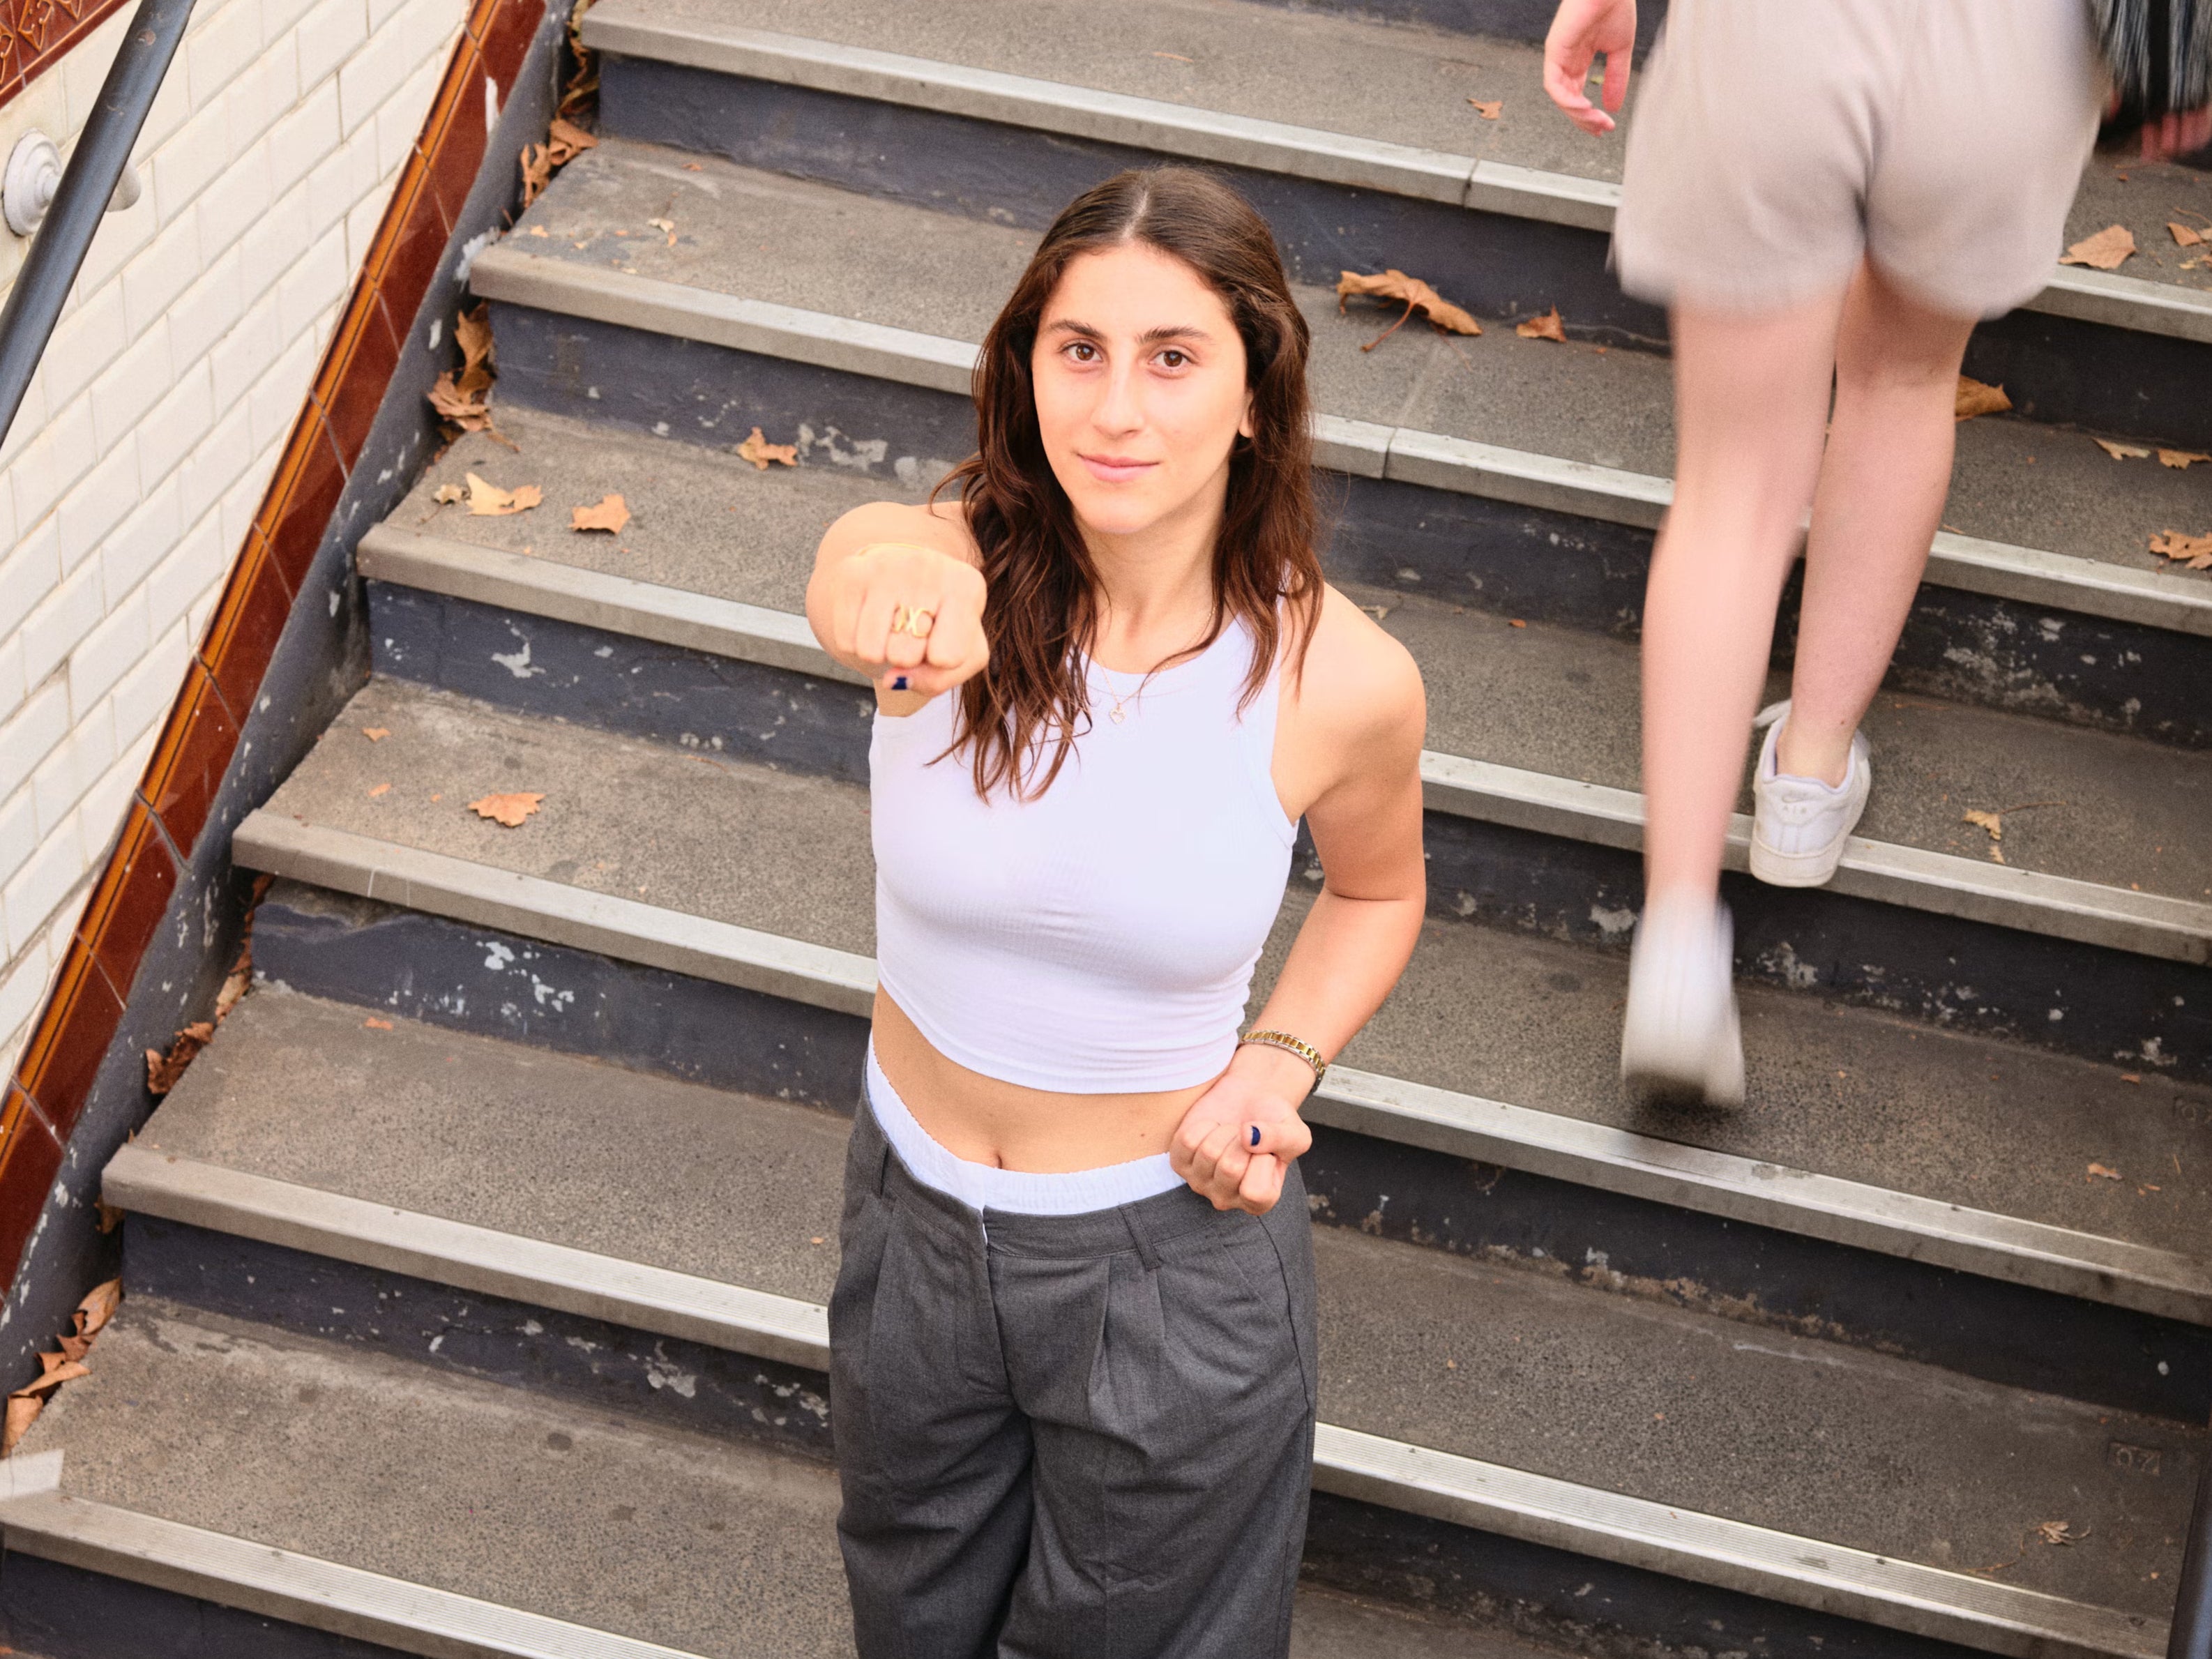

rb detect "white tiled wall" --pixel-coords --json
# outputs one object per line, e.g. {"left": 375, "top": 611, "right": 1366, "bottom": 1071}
{"left": 0, "top": 0, "right": 468, "bottom": 1081}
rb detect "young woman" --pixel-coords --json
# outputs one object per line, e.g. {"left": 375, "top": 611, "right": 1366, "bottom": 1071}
{"left": 804, "top": 167, "right": 1427, "bottom": 1658}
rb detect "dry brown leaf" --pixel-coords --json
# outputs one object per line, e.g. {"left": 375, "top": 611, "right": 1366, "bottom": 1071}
{"left": 3, "top": 1395, "right": 42, "bottom": 1455}
{"left": 519, "top": 142, "right": 553, "bottom": 208}
{"left": 14, "top": 1361, "right": 89, "bottom": 1399}
{"left": 571, "top": 492, "right": 631, "bottom": 533}
{"left": 737, "top": 427, "right": 799, "bottom": 470}
{"left": 1962, "top": 809, "right": 2004, "bottom": 842}
{"left": 2086, "top": 1163, "right": 2122, "bottom": 1182}
{"left": 2059, "top": 224, "right": 2136, "bottom": 269}
{"left": 530, "top": 225, "right": 550, "bottom": 237}
{"left": 367, "top": 782, "right": 391, "bottom": 798}
{"left": 2094, "top": 438, "right": 2151, "bottom": 460}
{"left": 1954, "top": 377, "right": 2012, "bottom": 421}
{"left": 1516, "top": 308, "right": 1567, "bottom": 342}
{"left": 363, "top": 726, "right": 390, "bottom": 741}
{"left": 1335, "top": 268, "right": 1482, "bottom": 351}
{"left": 469, "top": 791, "right": 545, "bottom": 828}
{"left": 94, "top": 1199, "right": 123, "bottom": 1234}
{"left": 144, "top": 1022, "right": 215, "bottom": 1096}
{"left": 547, "top": 116, "right": 598, "bottom": 166}
{"left": 463, "top": 473, "right": 542, "bottom": 516}
{"left": 77, "top": 1280, "right": 118, "bottom": 1342}
{"left": 428, "top": 373, "right": 491, "bottom": 431}
{"left": 363, "top": 1016, "right": 394, "bottom": 1030}
{"left": 432, "top": 482, "right": 466, "bottom": 503}
{"left": 2151, "top": 529, "right": 2212, "bottom": 570}
{"left": 647, "top": 216, "right": 674, "bottom": 234}
{"left": 2037, "top": 1520, "right": 2089, "bottom": 1545}
{"left": 1469, "top": 99, "right": 1502, "bottom": 119}
{"left": 455, "top": 303, "right": 494, "bottom": 390}
{"left": 57, "top": 1333, "right": 89, "bottom": 1363}
{"left": 2172, "top": 222, "right": 2206, "bottom": 247}
{"left": 2160, "top": 449, "right": 2212, "bottom": 469}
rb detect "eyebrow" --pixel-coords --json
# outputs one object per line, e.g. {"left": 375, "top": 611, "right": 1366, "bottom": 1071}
{"left": 1043, "top": 319, "right": 1216, "bottom": 346}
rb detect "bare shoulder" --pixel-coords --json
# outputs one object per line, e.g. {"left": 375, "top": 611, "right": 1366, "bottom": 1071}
{"left": 1287, "top": 584, "right": 1425, "bottom": 753}
{"left": 817, "top": 497, "right": 978, "bottom": 568}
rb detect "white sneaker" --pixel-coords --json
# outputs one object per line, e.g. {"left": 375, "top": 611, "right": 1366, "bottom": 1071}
{"left": 1749, "top": 700, "right": 1870, "bottom": 888}
{"left": 1620, "top": 893, "right": 1744, "bottom": 1107}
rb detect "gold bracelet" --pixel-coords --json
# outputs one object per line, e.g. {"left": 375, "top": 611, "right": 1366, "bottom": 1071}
{"left": 1238, "top": 1029, "right": 1328, "bottom": 1091}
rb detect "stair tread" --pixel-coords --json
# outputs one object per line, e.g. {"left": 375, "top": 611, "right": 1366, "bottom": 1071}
{"left": 121, "top": 992, "right": 2202, "bottom": 1619}
{"left": 251, "top": 680, "right": 2212, "bottom": 1273}
{"left": 596, "top": 0, "right": 2212, "bottom": 303}
{"left": 507, "top": 139, "right": 2212, "bottom": 593}
{"left": 390, "top": 409, "right": 2212, "bottom": 913}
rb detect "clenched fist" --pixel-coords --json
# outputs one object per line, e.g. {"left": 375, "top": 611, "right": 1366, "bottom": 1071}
{"left": 814, "top": 540, "right": 990, "bottom": 699}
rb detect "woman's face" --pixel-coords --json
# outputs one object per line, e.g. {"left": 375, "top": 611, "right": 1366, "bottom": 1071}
{"left": 1030, "top": 243, "right": 1253, "bottom": 542}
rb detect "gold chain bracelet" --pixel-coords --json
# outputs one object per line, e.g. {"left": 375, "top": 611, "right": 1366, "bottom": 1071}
{"left": 1238, "top": 1029, "right": 1328, "bottom": 1091}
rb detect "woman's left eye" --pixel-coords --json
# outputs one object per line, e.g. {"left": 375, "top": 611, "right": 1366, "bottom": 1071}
{"left": 1158, "top": 349, "right": 1189, "bottom": 369}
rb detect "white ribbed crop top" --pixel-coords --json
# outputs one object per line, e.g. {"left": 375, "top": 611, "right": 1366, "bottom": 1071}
{"left": 870, "top": 616, "right": 1298, "bottom": 1093}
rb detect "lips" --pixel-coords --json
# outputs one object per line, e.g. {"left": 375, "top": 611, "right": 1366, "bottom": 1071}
{"left": 1078, "top": 453, "right": 1158, "bottom": 483}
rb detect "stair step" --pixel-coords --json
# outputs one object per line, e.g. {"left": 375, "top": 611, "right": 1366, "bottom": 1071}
{"left": 472, "top": 141, "right": 2212, "bottom": 657}
{"left": 97, "top": 991, "right": 2198, "bottom": 1659}
{"left": 227, "top": 682, "right": 2212, "bottom": 1326}
{"left": 579, "top": 0, "right": 2212, "bottom": 356}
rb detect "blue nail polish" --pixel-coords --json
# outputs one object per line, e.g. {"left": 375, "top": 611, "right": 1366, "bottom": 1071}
{"left": 1249, "top": 1126, "right": 1261, "bottom": 1148}
{"left": 891, "top": 675, "right": 909, "bottom": 691}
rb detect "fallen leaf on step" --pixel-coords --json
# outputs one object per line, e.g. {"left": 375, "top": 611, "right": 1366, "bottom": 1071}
{"left": 362, "top": 726, "right": 389, "bottom": 741}
{"left": 76, "top": 1281, "right": 118, "bottom": 1344}
{"left": 15, "top": 1361, "right": 89, "bottom": 1398}
{"left": 456, "top": 303, "right": 495, "bottom": 388}
{"left": 647, "top": 216, "right": 674, "bottom": 233}
{"left": 2036, "top": 1520, "right": 2089, "bottom": 1544}
{"left": 2059, "top": 224, "right": 2136, "bottom": 268}
{"left": 1154, "top": 51, "right": 1193, "bottom": 62}
{"left": 683, "top": 161, "right": 702, "bottom": 171}
{"left": 2086, "top": 1164, "right": 2122, "bottom": 1183}
{"left": 547, "top": 116, "right": 597, "bottom": 166}
{"left": 1517, "top": 307, "right": 1567, "bottom": 342}
{"left": 463, "top": 473, "right": 542, "bottom": 516}
{"left": 363, "top": 1017, "right": 394, "bottom": 1030}
{"left": 144, "top": 1022, "right": 215, "bottom": 1096}
{"left": 2, "top": 1396, "right": 41, "bottom": 1455}
{"left": 2160, "top": 449, "right": 2211, "bottom": 469}
{"left": 529, "top": 225, "right": 549, "bottom": 238}
{"left": 1962, "top": 808, "right": 2004, "bottom": 842}
{"left": 2172, "top": 222, "right": 2206, "bottom": 247}
{"left": 2151, "top": 529, "right": 2212, "bottom": 570}
{"left": 432, "top": 482, "right": 466, "bottom": 503}
{"left": 367, "top": 782, "right": 391, "bottom": 798}
{"left": 519, "top": 142, "right": 553, "bottom": 207}
{"left": 571, "top": 492, "right": 631, "bottom": 533}
{"left": 737, "top": 426, "right": 799, "bottom": 469}
{"left": 1469, "top": 99, "right": 1502, "bottom": 119}
{"left": 1336, "top": 268, "right": 1481, "bottom": 350}
{"left": 1954, "top": 377, "right": 2012, "bottom": 421}
{"left": 2094, "top": 438, "right": 2151, "bottom": 460}
{"left": 469, "top": 791, "right": 545, "bottom": 828}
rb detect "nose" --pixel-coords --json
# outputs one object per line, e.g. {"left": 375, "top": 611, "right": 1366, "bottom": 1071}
{"left": 1093, "top": 357, "right": 1144, "bottom": 437}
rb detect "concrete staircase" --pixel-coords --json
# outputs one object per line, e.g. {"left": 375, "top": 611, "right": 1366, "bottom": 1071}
{"left": 10, "top": 2, "right": 2212, "bottom": 1654}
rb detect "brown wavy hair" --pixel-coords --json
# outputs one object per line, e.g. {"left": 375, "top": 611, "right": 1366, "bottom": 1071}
{"left": 934, "top": 166, "right": 1324, "bottom": 800}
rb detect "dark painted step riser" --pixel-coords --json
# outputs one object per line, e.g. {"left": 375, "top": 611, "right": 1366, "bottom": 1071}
{"left": 596, "top": 56, "right": 2212, "bottom": 450}
{"left": 488, "top": 303, "right": 2212, "bottom": 748}
{"left": 117, "top": 1217, "right": 1992, "bottom": 1659}
{"left": 2, "top": 1552, "right": 420, "bottom": 1659}
{"left": 365, "top": 583, "right": 2212, "bottom": 1083}
{"left": 1250, "top": 0, "right": 1669, "bottom": 49}
{"left": 248, "top": 882, "right": 2212, "bottom": 1419}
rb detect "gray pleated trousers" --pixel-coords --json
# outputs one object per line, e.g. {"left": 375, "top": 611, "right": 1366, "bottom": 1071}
{"left": 829, "top": 1098, "right": 1319, "bottom": 1659}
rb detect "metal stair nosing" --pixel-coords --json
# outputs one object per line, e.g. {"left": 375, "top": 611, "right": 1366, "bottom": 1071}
{"left": 575, "top": 6, "right": 2212, "bottom": 352}
{"left": 97, "top": 1146, "right": 2170, "bottom": 1659}
{"left": 225, "top": 808, "right": 2212, "bottom": 1326}
{"left": 355, "top": 525, "right": 2212, "bottom": 974}
{"left": 464, "top": 245, "right": 2212, "bottom": 643}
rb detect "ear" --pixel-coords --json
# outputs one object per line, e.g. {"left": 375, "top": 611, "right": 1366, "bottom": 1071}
{"left": 1238, "top": 391, "right": 1256, "bottom": 441}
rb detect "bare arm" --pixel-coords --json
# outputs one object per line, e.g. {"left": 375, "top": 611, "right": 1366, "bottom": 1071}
{"left": 805, "top": 499, "right": 988, "bottom": 701}
{"left": 1544, "top": 0, "right": 1636, "bottom": 135}
{"left": 1172, "top": 589, "right": 1429, "bottom": 1214}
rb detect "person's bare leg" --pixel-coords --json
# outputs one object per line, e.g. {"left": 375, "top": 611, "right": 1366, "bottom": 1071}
{"left": 1641, "top": 294, "right": 1847, "bottom": 907}
{"left": 1776, "top": 262, "right": 1976, "bottom": 785}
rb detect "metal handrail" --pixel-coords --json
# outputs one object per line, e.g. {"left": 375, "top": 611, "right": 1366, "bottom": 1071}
{"left": 0, "top": 0, "right": 197, "bottom": 443}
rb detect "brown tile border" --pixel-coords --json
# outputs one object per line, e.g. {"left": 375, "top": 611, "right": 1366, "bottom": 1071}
{"left": 0, "top": 0, "right": 133, "bottom": 115}
{"left": 3, "top": 0, "right": 552, "bottom": 1295}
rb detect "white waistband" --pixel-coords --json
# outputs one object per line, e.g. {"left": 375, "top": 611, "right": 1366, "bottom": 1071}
{"left": 865, "top": 1045, "right": 1186, "bottom": 1217}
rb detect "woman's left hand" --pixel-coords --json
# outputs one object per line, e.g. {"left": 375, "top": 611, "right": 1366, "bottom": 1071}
{"left": 1170, "top": 1045, "right": 1317, "bottom": 1215}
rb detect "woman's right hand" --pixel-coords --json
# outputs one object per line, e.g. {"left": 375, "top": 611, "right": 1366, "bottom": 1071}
{"left": 819, "top": 540, "right": 990, "bottom": 698}
{"left": 1543, "top": 0, "right": 1636, "bottom": 135}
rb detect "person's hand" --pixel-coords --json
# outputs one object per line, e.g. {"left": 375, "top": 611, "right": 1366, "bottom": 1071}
{"left": 1169, "top": 1044, "right": 1317, "bottom": 1215}
{"left": 2142, "top": 106, "right": 2212, "bottom": 161}
{"left": 1543, "top": 0, "right": 1636, "bottom": 135}
{"left": 821, "top": 541, "right": 989, "bottom": 697}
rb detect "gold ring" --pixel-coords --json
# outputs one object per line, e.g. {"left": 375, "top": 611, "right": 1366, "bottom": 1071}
{"left": 897, "top": 607, "right": 935, "bottom": 639}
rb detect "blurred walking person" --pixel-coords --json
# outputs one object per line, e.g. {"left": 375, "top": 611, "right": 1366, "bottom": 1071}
{"left": 1542, "top": 0, "right": 2112, "bottom": 1104}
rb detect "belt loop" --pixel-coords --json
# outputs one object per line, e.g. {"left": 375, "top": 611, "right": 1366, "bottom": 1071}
{"left": 873, "top": 1136, "right": 893, "bottom": 1199}
{"left": 1119, "top": 1204, "right": 1162, "bottom": 1273}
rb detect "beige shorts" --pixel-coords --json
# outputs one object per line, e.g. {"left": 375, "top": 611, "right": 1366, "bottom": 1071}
{"left": 1613, "top": 0, "right": 2103, "bottom": 319}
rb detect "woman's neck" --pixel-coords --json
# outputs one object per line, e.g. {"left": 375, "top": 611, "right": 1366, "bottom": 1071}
{"left": 1082, "top": 481, "right": 1225, "bottom": 674}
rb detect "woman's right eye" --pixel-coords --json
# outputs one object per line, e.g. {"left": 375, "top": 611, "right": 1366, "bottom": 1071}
{"left": 1064, "top": 341, "right": 1100, "bottom": 363}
